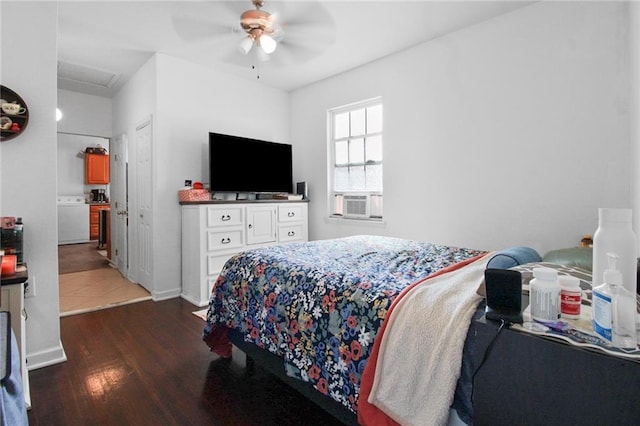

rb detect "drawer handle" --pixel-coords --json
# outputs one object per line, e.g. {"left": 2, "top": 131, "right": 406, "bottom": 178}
{"left": 221, "top": 215, "right": 231, "bottom": 221}
{"left": 221, "top": 237, "right": 231, "bottom": 244}
{"left": 288, "top": 231, "right": 295, "bottom": 237}
{"left": 287, "top": 212, "right": 295, "bottom": 217}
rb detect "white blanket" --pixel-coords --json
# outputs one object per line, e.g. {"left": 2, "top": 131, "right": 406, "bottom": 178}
{"left": 368, "top": 253, "right": 492, "bottom": 426}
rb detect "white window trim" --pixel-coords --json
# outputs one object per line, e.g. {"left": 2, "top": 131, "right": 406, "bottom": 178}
{"left": 327, "top": 97, "right": 383, "bottom": 222}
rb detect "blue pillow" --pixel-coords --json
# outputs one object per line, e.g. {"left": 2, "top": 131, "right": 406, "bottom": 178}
{"left": 487, "top": 246, "right": 541, "bottom": 269}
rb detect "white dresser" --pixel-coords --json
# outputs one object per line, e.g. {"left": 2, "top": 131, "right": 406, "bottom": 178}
{"left": 181, "top": 201, "right": 308, "bottom": 307}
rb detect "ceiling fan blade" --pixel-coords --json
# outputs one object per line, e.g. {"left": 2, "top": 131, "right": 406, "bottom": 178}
{"left": 265, "top": 1, "right": 336, "bottom": 65}
{"left": 172, "top": 16, "right": 237, "bottom": 43}
{"left": 279, "top": 22, "right": 336, "bottom": 49}
{"left": 268, "top": 40, "right": 322, "bottom": 67}
{"left": 171, "top": 1, "right": 245, "bottom": 43}
{"left": 269, "top": 1, "right": 335, "bottom": 30}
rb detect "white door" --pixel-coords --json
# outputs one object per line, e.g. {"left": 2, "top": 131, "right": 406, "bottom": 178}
{"left": 112, "top": 133, "right": 129, "bottom": 278}
{"left": 135, "top": 119, "right": 153, "bottom": 292}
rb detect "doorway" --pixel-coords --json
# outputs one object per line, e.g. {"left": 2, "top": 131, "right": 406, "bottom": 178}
{"left": 57, "top": 132, "right": 147, "bottom": 315}
{"left": 57, "top": 248, "right": 150, "bottom": 316}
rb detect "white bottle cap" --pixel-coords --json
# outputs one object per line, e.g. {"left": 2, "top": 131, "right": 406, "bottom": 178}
{"left": 559, "top": 275, "right": 580, "bottom": 289}
{"left": 533, "top": 267, "right": 557, "bottom": 281}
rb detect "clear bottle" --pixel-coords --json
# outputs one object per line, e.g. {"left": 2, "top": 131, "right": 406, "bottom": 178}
{"left": 593, "top": 253, "right": 638, "bottom": 348}
{"left": 612, "top": 284, "right": 637, "bottom": 349}
{"left": 530, "top": 267, "right": 561, "bottom": 321}
{"left": 592, "top": 208, "right": 637, "bottom": 298}
{"left": 592, "top": 254, "right": 615, "bottom": 343}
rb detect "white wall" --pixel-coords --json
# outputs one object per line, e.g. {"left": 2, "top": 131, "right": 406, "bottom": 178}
{"left": 57, "top": 133, "right": 109, "bottom": 196}
{"left": 57, "top": 89, "right": 112, "bottom": 138}
{"left": 113, "top": 53, "right": 289, "bottom": 301}
{"left": 291, "top": 1, "right": 633, "bottom": 257}
{"left": 1, "top": 1, "right": 66, "bottom": 369}
{"left": 57, "top": 90, "right": 112, "bottom": 201}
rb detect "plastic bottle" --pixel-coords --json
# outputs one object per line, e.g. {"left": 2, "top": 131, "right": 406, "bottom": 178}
{"left": 559, "top": 275, "right": 581, "bottom": 319}
{"left": 607, "top": 254, "right": 638, "bottom": 349}
{"left": 592, "top": 208, "right": 637, "bottom": 298}
{"left": 612, "top": 286, "right": 638, "bottom": 349}
{"left": 593, "top": 253, "right": 638, "bottom": 348}
{"left": 592, "top": 254, "right": 615, "bottom": 343}
{"left": 530, "top": 267, "right": 561, "bottom": 321}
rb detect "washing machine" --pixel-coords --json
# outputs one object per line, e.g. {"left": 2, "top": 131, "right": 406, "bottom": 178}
{"left": 57, "top": 195, "right": 90, "bottom": 245}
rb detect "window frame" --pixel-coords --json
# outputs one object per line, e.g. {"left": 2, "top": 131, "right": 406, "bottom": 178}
{"left": 327, "top": 97, "right": 383, "bottom": 221}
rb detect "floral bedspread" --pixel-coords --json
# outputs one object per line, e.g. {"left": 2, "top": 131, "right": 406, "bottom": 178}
{"left": 203, "top": 235, "right": 486, "bottom": 414}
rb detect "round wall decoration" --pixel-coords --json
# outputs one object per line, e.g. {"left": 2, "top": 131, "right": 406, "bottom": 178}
{"left": 0, "top": 85, "right": 30, "bottom": 142}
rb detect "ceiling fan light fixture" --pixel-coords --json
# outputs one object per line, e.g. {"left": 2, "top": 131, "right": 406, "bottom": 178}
{"left": 260, "top": 34, "right": 277, "bottom": 54}
{"left": 239, "top": 36, "right": 254, "bottom": 54}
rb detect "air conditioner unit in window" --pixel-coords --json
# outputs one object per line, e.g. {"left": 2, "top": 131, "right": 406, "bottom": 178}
{"left": 343, "top": 194, "right": 370, "bottom": 218}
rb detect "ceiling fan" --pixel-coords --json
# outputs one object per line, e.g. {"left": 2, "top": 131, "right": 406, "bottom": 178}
{"left": 238, "top": 0, "right": 280, "bottom": 59}
{"left": 171, "top": 0, "right": 336, "bottom": 67}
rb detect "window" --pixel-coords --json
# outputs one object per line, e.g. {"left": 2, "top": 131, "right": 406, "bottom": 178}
{"left": 329, "top": 98, "right": 383, "bottom": 220}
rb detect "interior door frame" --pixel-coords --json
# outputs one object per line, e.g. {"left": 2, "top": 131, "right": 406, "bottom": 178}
{"left": 132, "top": 116, "right": 153, "bottom": 293}
{"left": 111, "top": 132, "right": 129, "bottom": 279}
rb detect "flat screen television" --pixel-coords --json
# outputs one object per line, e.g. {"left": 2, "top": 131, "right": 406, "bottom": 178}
{"left": 209, "top": 132, "right": 293, "bottom": 194}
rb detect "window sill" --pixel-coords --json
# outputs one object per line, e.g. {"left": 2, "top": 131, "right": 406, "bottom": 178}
{"left": 326, "top": 215, "right": 386, "bottom": 227}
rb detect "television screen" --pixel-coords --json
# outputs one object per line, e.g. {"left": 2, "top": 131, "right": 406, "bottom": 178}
{"left": 209, "top": 132, "right": 293, "bottom": 193}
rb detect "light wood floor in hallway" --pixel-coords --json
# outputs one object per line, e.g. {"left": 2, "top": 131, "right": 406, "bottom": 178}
{"left": 59, "top": 247, "right": 151, "bottom": 316}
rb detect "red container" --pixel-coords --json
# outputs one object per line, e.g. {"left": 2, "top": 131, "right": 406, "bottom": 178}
{"left": 1, "top": 254, "right": 17, "bottom": 275}
{"left": 178, "top": 189, "right": 210, "bottom": 202}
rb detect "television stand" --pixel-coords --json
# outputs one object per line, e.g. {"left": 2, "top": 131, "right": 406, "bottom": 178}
{"left": 180, "top": 201, "right": 308, "bottom": 306}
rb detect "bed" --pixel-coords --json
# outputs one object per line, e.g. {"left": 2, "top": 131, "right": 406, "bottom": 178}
{"left": 202, "top": 235, "right": 497, "bottom": 425}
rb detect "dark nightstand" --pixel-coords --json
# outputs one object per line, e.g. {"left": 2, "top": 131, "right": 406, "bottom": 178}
{"left": 471, "top": 314, "right": 640, "bottom": 425}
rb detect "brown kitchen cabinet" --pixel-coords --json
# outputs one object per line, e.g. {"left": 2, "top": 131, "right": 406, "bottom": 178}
{"left": 85, "top": 153, "right": 110, "bottom": 184}
{"left": 89, "top": 204, "right": 110, "bottom": 240}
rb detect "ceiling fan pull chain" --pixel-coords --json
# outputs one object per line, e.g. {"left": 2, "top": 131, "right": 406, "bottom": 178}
{"left": 252, "top": 64, "right": 260, "bottom": 80}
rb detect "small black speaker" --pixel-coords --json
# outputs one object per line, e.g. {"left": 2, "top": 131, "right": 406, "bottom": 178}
{"left": 296, "top": 182, "right": 308, "bottom": 199}
{"left": 484, "top": 268, "right": 523, "bottom": 324}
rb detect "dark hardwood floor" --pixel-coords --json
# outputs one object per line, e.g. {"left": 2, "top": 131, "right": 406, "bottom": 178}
{"left": 26, "top": 298, "right": 347, "bottom": 426}
{"left": 58, "top": 242, "right": 111, "bottom": 274}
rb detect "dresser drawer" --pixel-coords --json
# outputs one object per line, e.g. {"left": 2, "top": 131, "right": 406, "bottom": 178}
{"left": 278, "top": 223, "right": 305, "bottom": 243}
{"left": 207, "top": 254, "right": 236, "bottom": 276}
{"left": 206, "top": 206, "right": 243, "bottom": 228}
{"left": 206, "top": 229, "right": 244, "bottom": 252}
{"left": 278, "top": 204, "right": 304, "bottom": 223}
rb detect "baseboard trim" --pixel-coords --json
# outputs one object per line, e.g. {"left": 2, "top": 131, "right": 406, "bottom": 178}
{"left": 152, "top": 288, "right": 181, "bottom": 302}
{"left": 27, "top": 340, "right": 67, "bottom": 370}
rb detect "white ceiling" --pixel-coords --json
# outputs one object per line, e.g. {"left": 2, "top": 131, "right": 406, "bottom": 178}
{"left": 57, "top": 0, "right": 536, "bottom": 97}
